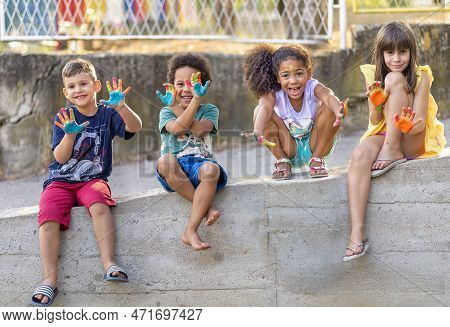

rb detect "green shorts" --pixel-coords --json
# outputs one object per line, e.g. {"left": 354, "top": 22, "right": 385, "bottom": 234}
{"left": 290, "top": 133, "right": 337, "bottom": 167}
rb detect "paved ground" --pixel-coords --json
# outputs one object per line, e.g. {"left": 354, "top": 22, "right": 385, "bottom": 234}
{"left": 1, "top": 119, "right": 448, "bottom": 211}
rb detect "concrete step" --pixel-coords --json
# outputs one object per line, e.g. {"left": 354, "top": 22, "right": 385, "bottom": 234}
{"left": 1, "top": 149, "right": 449, "bottom": 306}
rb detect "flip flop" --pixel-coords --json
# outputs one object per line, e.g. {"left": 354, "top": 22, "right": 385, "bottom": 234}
{"left": 103, "top": 265, "right": 129, "bottom": 282}
{"left": 371, "top": 158, "right": 407, "bottom": 178}
{"left": 31, "top": 285, "right": 58, "bottom": 307}
{"left": 342, "top": 240, "right": 369, "bottom": 262}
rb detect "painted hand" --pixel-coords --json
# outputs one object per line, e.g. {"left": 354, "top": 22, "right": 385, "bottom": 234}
{"left": 55, "top": 108, "right": 90, "bottom": 134}
{"left": 333, "top": 98, "right": 349, "bottom": 127}
{"left": 187, "top": 72, "right": 210, "bottom": 97}
{"left": 368, "top": 81, "right": 388, "bottom": 112}
{"left": 100, "top": 77, "right": 131, "bottom": 107}
{"left": 241, "top": 131, "right": 276, "bottom": 147}
{"left": 156, "top": 83, "right": 177, "bottom": 106}
{"left": 394, "top": 107, "right": 422, "bottom": 133}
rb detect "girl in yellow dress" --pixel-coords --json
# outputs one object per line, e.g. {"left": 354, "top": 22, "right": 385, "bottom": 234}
{"left": 343, "top": 21, "right": 446, "bottom": 261}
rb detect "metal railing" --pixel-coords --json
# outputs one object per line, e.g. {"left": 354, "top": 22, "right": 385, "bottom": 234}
{"left": 0, "top": 0, "right": 334, "bottom": 43}
{"left": 352, "top": 0, "right": 449, "bottom": 13}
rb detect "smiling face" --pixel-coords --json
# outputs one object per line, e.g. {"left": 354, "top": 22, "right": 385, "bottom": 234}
{"left": 383, "top": 48, "right": 411, "bottom": 73}
{"left": 277, "top": 58, "right": 310, "bottom": 101}
{"left": 63, "top": 72, "right": 101, "bottom": 109}
{"left": 174, "top": 66, "right": 198, "bottom": 109}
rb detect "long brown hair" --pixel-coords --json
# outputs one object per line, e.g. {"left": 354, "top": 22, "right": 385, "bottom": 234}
{"left": 372, "top": 22, "right": 418, "bottom": 93}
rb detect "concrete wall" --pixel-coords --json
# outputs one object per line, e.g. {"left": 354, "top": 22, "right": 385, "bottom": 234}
{"left": 1, "top": 149, "right": 448, "bottom": 307}
{"left": 0, "top": 24, "right": 448, "bottom": 178}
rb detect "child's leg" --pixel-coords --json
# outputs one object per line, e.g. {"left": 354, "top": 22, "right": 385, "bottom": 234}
{"left": 373, "top": 72, "right": 413, "bottom": 170}
{"left": 34, "top": 221, "right": 60, "bottom": 304}
{"left": 89, "top": 203, "right": 126, "bottom": 279}
{"left": 345, "top": 136, "right": 384, "bottom": 255}
{"left": 181, "top": 162, "right": 220, "bottom": 250}
{"left": 254, "top": 106, "right": 296, "bottom": 178}
{"left": 157, "top": 154, "right": 220, "bottom": 222}
{"left": 309, "top": 103, "right": 340, "bottom": 158}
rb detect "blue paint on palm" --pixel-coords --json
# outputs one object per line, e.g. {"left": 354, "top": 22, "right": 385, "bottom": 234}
{"left": 103, "top": 91, "right": 126, "bottom": 106}
{"left": 193, "top": 80, "right": 210, "bottom": 96}
{"left": 156, "top": 90, "right": 174, "bottom": 106}
{"left": 63, "top": 121, "right": 86, "bottom": 134}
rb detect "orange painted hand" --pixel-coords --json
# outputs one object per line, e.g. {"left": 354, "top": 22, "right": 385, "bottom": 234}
{"left": 241, "top": 131, "right": 276, "bottom": 147}
{"left": 368, "top": 81, "right": 388, "bottom": 112}
{"left": 394, "top": 107, "right": 422, "bottom": 133}
{"left": 55, "top": 107, "right": 90, "bottom": 134}
{"left": 333, "top": 98, "right": 349, "bottom": 127}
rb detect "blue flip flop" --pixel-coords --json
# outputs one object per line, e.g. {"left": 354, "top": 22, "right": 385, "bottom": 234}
{"left": 31, "top": 285, "right": 58, "bottom": 306}
{"left": 103, "top": 265, "right": 129, "bottom": 282}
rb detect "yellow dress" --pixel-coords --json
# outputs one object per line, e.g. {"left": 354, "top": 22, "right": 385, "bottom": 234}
{"left": 359, "top": 64, "right": 446, "bottom": 158}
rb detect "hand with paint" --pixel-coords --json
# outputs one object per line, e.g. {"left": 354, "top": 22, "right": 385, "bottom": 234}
{"left": 100, "top": 77, "right": 131, "bottom": 108}
{"left": 367, "top": 81, "right": 388, "bottom": 112}
{"left": 394, "top": 107, "right": 422, "bottom": 133}
{"left": 333, "top": 98, "right": 349, "bottom": 127}
{"left": 187, "top": 72, "right": 210, "bottom": 97}
{"left": 156, "top": 83, "right": 177, "bottom": 106}
{"left": 241, "top": 131, "right": 276, "bottom": 147}
{"left": 55, "top": 107, "right": 90, "bottom": 134}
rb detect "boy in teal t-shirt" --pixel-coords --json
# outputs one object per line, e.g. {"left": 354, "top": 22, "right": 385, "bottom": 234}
{"left": 155, "top": 53, "right": 227, "bottom": 251}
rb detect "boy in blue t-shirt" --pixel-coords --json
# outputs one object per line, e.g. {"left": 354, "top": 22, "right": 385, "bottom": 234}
{"left": 156, "top": 53, "right": 227, "bottom": 251}
{"left": 32, "top": 58, "right": 142, "bottom": 306}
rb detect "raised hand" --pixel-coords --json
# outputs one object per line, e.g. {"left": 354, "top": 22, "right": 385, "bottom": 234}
{"left": 333, "top": 98, "right": 349, "bottom": 127}
{"left": 241, "top": 131, "right": 276, "bottom": 147}
{"left": 100, "top": 77, "right": 131, "bottom": 107}
{"left": 156, "top": 83, "right": 177, "bottom": 106}
{"left": 187, "top": 72, "right": 210, "bottom": 97}
{"left": 394, "top": 107, "right": 422, "bottom": 133}
{"left": 368, "top": 81, "right": 388, "bottom": 112}
{"left": 55, "top": 108, "right": 90, "bottom": 134}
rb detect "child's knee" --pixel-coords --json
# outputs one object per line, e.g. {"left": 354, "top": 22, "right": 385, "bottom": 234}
{"left": 199, "top": 162, "right": 220, "bottom": 181}
{"left": 317, "top": 104, "right": 335, "bottom": 122}
{"left": 157, "top": 153, "right": 176, "bottom": 175}
{"left": 40, "top": 221, "right": 60, "bottom": 233}
{"left": 384, "top": 72, "right": 407, "bottom": 90}
{"left": 89, "top": 202, "right": 110, "bottom": 217}
{"left": 350, "top": 147, "right": 372, "bottom": 165}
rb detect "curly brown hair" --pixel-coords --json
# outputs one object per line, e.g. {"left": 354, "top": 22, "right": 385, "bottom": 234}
{"left": 167, "top": 53, "right": 212, "bottom": 84}
{"left": 243, "top": 44, "right": 313, "bottom": 97}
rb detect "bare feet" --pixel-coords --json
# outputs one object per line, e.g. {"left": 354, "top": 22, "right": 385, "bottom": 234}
{"left": 372, "top": 143, "right": 404, "bottom": 171}
{"left": 181, "top": 230, "right": 210, "bottom": 251}
{"left": 205, "top": 208, "right": 220, "bottom": 226}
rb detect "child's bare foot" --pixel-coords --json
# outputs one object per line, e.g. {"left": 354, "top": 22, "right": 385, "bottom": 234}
{"left": 181, "top": 230, "right": 210, "bottom": 250}
{"left": 372, "top": 143, "right": 404, "bottom": 171}
{"left": 205, "top": 208, "right": 220, "bottom": 226}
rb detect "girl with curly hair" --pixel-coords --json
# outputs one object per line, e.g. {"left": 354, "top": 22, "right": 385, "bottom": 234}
{"left": 243, "top": 44, "right": 345, "bottom": 179}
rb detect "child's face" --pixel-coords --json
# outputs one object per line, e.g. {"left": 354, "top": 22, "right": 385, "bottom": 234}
{"left": 63, "top": 72, "right": 101, "bottom": 109}
{"left": 173, "top": 66, "right": 199, "bottom": 109}
{"left": 277, "top": 58, "right": 310, "bottom": 100}
{"left": 383, "top": 48, "right": 411, "bottom": 73}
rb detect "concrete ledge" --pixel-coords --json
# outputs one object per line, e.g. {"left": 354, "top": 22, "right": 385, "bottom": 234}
{"left": 1, "top": 149, "right": 449, "bottom": 306}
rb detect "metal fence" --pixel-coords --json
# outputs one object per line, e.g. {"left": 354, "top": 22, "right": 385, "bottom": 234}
{"left": 0, "top": 0, "right": 334, "bottom": 42}
{"left": 352, "top": 0, "right": 449, "bottom": 13}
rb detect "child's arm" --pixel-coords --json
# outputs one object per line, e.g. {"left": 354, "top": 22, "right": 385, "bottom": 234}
{"left": 314, "top": 83, "right": 342, "bottom": 118}
{"left": 116, "top": 103, "right": 142, "bottom": 133}
{"left": 54, "top": 134, "right": 76, "bottom": 164}
{"left": 254, "top": 93, "right": 276, "bottom": 137}
{"left": 407, "top": 72, "right": 429, "bottom": 135}
{"left": 366, "top": 82, "right": 385, "bottom": 125}
{"left": 165, "top": 98, "right": 201, "bottom": 136}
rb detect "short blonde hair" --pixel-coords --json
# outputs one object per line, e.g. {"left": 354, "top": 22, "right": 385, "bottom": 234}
{"left": 62, "top": 58, "right": 97, "bottom": 82}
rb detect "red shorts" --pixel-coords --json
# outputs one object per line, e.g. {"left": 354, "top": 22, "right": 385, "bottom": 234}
{"left": 38, "top": 179, "right": 116, "bottom": 230}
